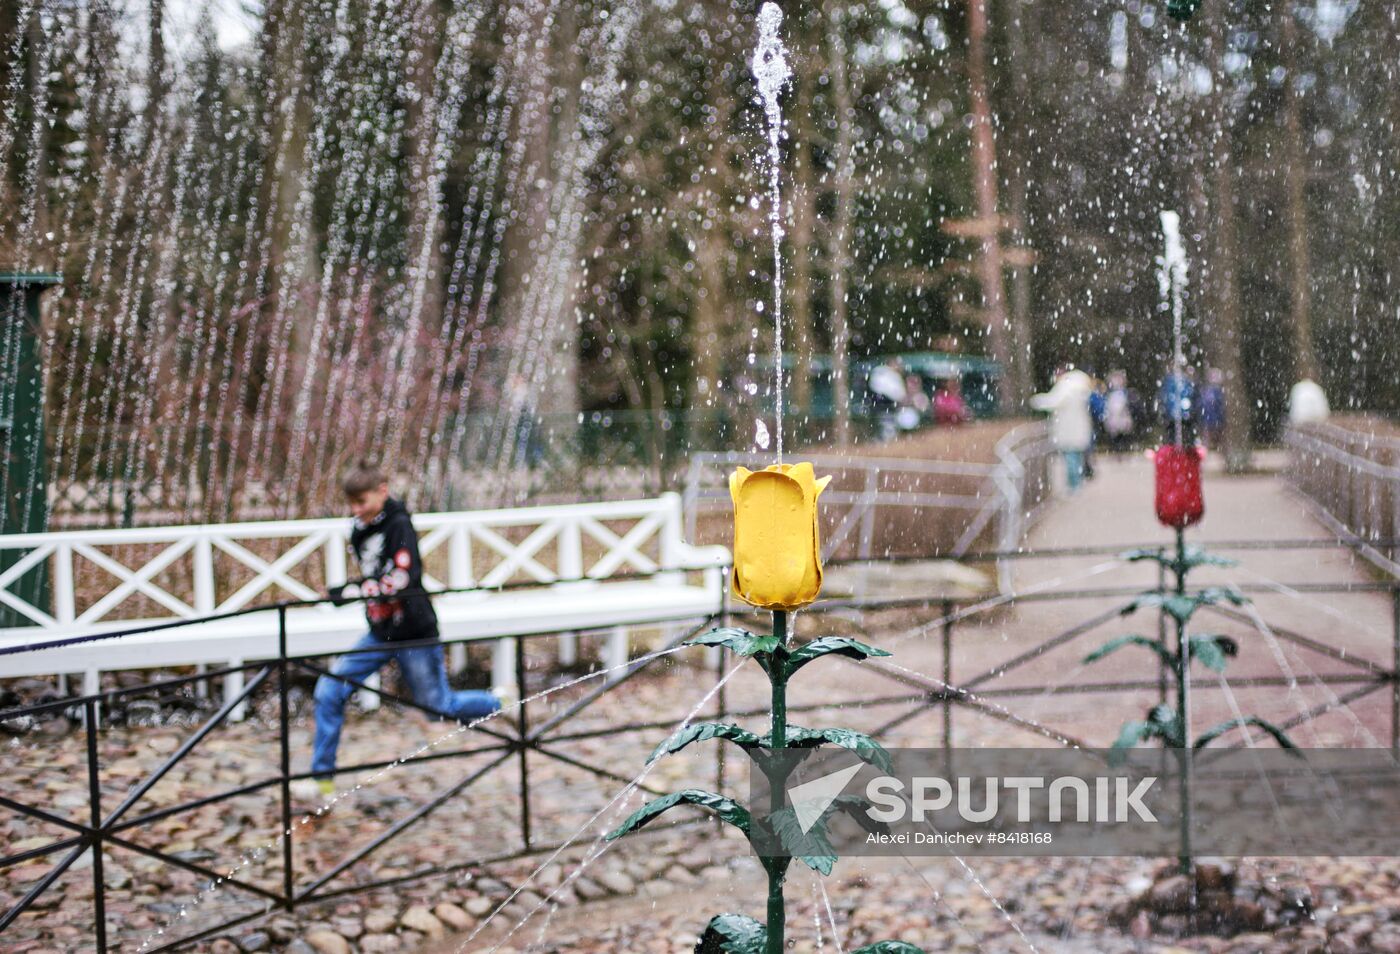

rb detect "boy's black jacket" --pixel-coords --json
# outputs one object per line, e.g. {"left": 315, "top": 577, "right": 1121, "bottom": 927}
{"left": 342, "top": 497, "right": 438, "bottom": 641}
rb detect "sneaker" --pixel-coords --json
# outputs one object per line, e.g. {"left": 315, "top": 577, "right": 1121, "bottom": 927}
{"left": 289, "top": 778, "right": 335, "bottom": 805}
{"left": 491, "top": 683, "right": 519, "bottom": 711}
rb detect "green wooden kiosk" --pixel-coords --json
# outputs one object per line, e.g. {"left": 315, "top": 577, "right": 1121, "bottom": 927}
{"left": 1, "top": 272, "right": 60, "bottom": 626}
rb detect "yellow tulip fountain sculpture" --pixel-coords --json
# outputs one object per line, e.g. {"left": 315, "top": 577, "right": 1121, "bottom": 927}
{"left": 607, "top": 463, "right": 926, "bottom": 954}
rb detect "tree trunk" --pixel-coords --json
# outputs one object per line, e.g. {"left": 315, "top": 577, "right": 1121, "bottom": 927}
{"left": 1202, "top": 4, "right": 1251, "bottom": 472}
{"left": 966, "top": 0, "right": 1015, "bottom": 413}
{"left": 146, "top": 0, "right": 166, "bottom": 139}
{"left": 825, "top": 4, "right": 854, "bottom": 445}
{"left": 1279, "top": 6, "right": 1317, "bottom": 382}
{"left": 1000, "top": 0, "right": 1036, "bottom": 407}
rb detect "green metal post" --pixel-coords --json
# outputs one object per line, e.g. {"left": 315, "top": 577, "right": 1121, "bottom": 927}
{"left": 767, "top": 609, "right": 788, "bottom": 954}
{"left": 0, "top": 273, "right": 60, "bottom": 627}
{"left": 1173, "top": 526, "right": 1194, "bottom": 878}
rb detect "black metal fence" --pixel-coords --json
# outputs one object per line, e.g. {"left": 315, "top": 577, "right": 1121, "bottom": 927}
{"left": 3, "top": 539, "right": 1399, "bottom": 951}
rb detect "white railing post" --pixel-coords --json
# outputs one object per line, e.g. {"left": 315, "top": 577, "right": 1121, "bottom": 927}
{"left": 323, "top": 527, "right": 347, "bottom": 590}
{"left": 448, "top": 523, "right": 473, "bottom": 588}
{"left": 446, "top": 523, "right": 473, "bottom": 673}
{"left": 492, "top": 637, "right": 514, "bottom": 695}
{"left": 656, "top": 494, "right": 685, "bottom": 586}
{"left": 606, "top": 625, "right": 629, "bottom": 683}
{"left": 556, "top": 517, "right": 583, "bottom": 668}
{"left": 52, "top": 544, "right": 75, "bottom": 700}
{"left": 52, "top": 543, "right": 75, "bottom": 626}
{"left": 193, "top": 535, "right": 216, "bottom": 615}
{"left": 189, "top": 536, "right": 225, "bottom": 710}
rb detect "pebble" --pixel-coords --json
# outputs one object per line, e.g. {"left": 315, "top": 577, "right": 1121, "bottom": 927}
{"left": 434, "top": 901, "right": 473, "bottom": 930}
{"left": 573, "top": 877, "right": 608, "bottom": 901}
{"left": 359, "top": 934, "right": 401, "bottom": 953}
{"left": 302, "top": 929, "right": 351, "bottom": 954}
{"left": 330, "top": 917, "right": 363, "bottom": 940}
{"left": 464, "top": 896, "right": 494, "bottom": 917}
{"left": 595, "top": 870, "right": 635, "bottom": 895}
{"left": 364, "top": 910, "right": 398, "bottom": 933}
{"left": 399, "top": 905, "right": 445, "bottom": 938}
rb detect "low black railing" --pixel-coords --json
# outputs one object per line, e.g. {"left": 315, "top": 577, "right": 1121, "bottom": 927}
{"left": 3, "top": 539, "right": 1399, "bottom": 951}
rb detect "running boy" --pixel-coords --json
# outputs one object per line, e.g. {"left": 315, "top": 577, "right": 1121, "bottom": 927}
{"left": 291, "top": 463, "right": 501, "bottom": 803}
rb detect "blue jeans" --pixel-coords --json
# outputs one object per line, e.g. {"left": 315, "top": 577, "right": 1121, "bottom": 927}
{"left": 1062, "top": 450, "right": 1086, "bottom": 492}
{"left": 311, "top": 632, "right": 500, "bottom": 778}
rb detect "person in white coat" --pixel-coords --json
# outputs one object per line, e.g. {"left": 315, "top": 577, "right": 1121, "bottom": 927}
{"left": 1030, "top": 367, "right": 1095, "bottom": 492}
{"left": 1288, "top": 378, "right": 1330, "bottom": 426}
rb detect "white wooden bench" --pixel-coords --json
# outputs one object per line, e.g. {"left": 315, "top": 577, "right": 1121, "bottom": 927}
{"left": 0, "top": 495, "right": 729, "bottom": 714}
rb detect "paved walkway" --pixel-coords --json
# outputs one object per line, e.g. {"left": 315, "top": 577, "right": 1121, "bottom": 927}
{"left": 963, "top": 449, "right": 1397, "bottom": 751}
{"left": 811, "top": 449, "right": 1398, "bottom": 759}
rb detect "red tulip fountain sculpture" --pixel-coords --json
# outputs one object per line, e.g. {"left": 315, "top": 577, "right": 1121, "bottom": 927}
{"left": 1083, "top": 213, "right": 1298, "bottom": 936}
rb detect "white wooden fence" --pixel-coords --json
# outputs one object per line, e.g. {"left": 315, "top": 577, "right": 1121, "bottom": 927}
{"left": 0, "top": 494, "right": 729, "bottom": 711}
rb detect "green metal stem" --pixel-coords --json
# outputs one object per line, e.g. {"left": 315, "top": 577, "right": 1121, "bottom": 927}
{"left": 1173, "top": 526, "right": 1195, "bottom": 878}
{"left": 771, "top": 610, "right": 788, "bottom": 749}
{"left": 767, "top": 609, "right": 788, "bottom": 954}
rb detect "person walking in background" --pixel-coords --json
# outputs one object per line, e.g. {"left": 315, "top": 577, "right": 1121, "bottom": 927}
{"left": 898, "top": 371, "right": 930, "bottom": 432}
{"left": 1085, "top": 371, "right": 1106, "bottom": 480}
{"left": 867, "top": 358, "right": 907, "bottom": 441}
{"left": 933, "top": 377, "right": 971, "bottom": 426}
{"left": 1102, "top": 370, "right": 1137, "bottom": 454}
{"left": 1289, "top": 378, "right": 1330, "bottom": 425}
{"left": 292, "top": 463, "right": 504, "bottom": 806}
{"left": 1031, "top": 366, "right": 1095, "bottom": 493}
{"left": 1157, "top": 365, "right": 1199, "bottom": 444}
{"left": 1200, "top": 368, "right": 1226, "bottom": 450}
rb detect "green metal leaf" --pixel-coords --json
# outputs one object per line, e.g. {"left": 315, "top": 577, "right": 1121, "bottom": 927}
{"left": 650, "top": 722, "right": 763, "bottom": 762}
{"left": 1122, "top": 546, "right": 1237, "bottom": 572}
{"left": 782, "top": 725, "right": 894, "bottom": 774}
{"left": 1111, "top": 720, "right": 1153, "bottom": 756}
{"left": 687, "top": 627, "right": 782, "bottom": 658}
{"left": 1121, "top": 592, "right": 1190, "bottom": 621}
{"left": 1122, "top": 547, "right": 1171, "bottom": 566}
{"left": 762, "top": 795, "right": 888, "bottom": 877}
{"left": 1162, "top": 595, "right": 1201, "bottom": 623}
{"left": 1109, "top": 710, "right": 1182, "bottom": 764}
{"left": 606, "top": 789, "right": 751, "bottom": 842}
{"left": 1194, "top": 716, "right": 1302, "bottom": 752}
{"left": 784, "top": 637, "right": 891, "bottom": 678}
{"left": 1146, "top": 704, "right": 1185, "bottom": 746}
{"left": 851, "top": 943, "right": 927, "bottom": 954}
{"left": 695, "top": 913, "right": 767, "bottom": 954}
{"left": 1183, "top": 547, "right": 1239, "bottom": 570}
{"left": 1197, "top": 586, "right": 1249, "bottom": 607}
{"left": 765, "top": 805, "right": 839, "bottom": 876}
{"left": 1187, "top": 635, "right": 1238, "bottom": 673}
{"left": 1123, "top": 586, "right": 1249, "bottom": 624}
{"left": 1083, "top": 635, "right": 1172, "bottom": 667}
{"left": 827, "top": 794, "right": 890, "bottom": 836}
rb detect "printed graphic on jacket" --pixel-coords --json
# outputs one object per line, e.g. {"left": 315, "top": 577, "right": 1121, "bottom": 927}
{"left": 347, "top": 497, "right": 438, "bottom": 640}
